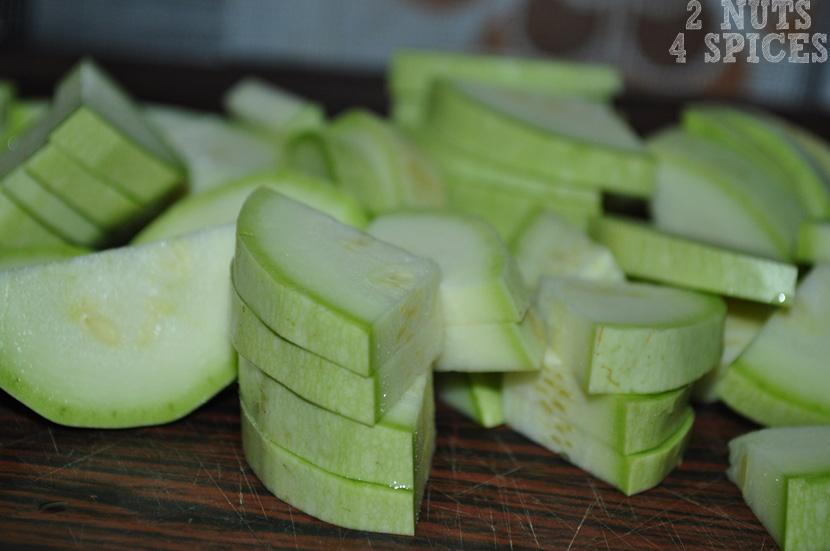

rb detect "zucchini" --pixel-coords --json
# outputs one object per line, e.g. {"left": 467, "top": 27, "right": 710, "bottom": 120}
{"left": 728, "top": 426, "right": 830, "bottom": 550}
{"left": 511, "top": 211, "right": 623, "bottom": 291}
{"left": 538, "top": 277, "right": 725, "bottom": 394}
{"left": 436, "top": 373, "right": 504, "bottom": 428}
{"left": 231, "top": 289, "right": 442, "bottom": 426}
{"left": 239, "top": 358, "right": 433, "bottom": 488}
{"left": 0, "top": 225, "right": 236, "bottom": 428}
{"left": 134, "top": 170, "right": 367, "bottom": 244}
{"left": 650, "top": 129, "right": 805, "bottom": 261}
{"left": 591, "top": 216, "right": 798, "bottom": 306}
{"left": 224, "top": 78, "right": 324, "bottom": 139}
{"left": 717, "top": 265, "right": 830, "bottom": 425}
{"left": 424, "top": 80, "right": 654, "bottom": 196}
{"left": 234, "top": 189, "right": 440, "bottom": 375}
{"left": 369, "top": 211, "right": 529, "bottom": 324}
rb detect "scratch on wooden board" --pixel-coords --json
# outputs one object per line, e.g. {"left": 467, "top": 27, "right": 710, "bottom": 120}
{"left": 46, "top": 427, "right": 59, "bottom": 454}
{"left": 234, "top": 446, "right": 266, "bottom": 520}
{"left": 566, "top": 501, "right": 594, "bottom": 551}
{"left": 199, "top": 458, "right": 263, "bottom": 546}
{"left": 34, "top": 439, "right": 121, "bottom": 481}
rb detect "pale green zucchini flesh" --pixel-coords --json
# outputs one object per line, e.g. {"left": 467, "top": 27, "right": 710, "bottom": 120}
{"left": 591, "top": 216, "right": 798, "bottom": 306}
{"left": 718, "top": 265, "right": 830, "bottom": 425}
{"left": 728, "top": 426, "right": 830, "bottom": 550}
{"left": 234, "top": 188, "right": 440, "bottom": 376}
{"left": 0, "top": 225, "right": 237, "bottom": 428}
{"left": 538, "top": 277, "right": 725, "bottom": 394}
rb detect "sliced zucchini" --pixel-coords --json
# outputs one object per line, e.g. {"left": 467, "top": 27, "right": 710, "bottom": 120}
{"left": 390, "top": 50, "right": 621, "bottom": 126}
{"left": 134, "top": 170, "right": 366, "bottom": 244}
{"left": 26, "top": 143, "right": 143, "bottom": 232}
{"left": 728, "top": 426, "right": 830, "bottom": 550}
{"left": 369, "top": 211, "right": 529, "bottom": 325}
{"left": 146, "top": 105, "right": 280, "bottom": 195}
{"left": 239, "top": 358, "right": 433, "bottom": 488}
{"left": 231, "top": 289, "right": 442, "bottom": 426}
{"left": 0, "top": 191, "right": 66, "bottom": 248}
{"left": 683, "top": 106, "right": 830, "bottom": 218}
{"left": 414, "top": 131, "right": 600, "bottom": 240}
{"left": 2, "top": 99, "right": 47, "bottom": 150}
{"left": 0, "top": 244, "right": 88, "bottom": 271}
{"left": 437, "top": 373, "right": 504, "bottom": 428}
{"left": 224, "top": 78, "right": 324, "bottom": 139}
{"left": 796, "top": 220, "right": 830, "bottom": 263}
{"left": 511, "top": 211, "right": 623, "bottom": 291}
{"left": 0, "top": 225, "right": 237, "bottom": 428}
{"left": 507, "top": 396, "right": 694, "bottom": 496}
{"left": 504, "top": 348, "right": 691, "bottom": 455}
{"left": 538, "top": 277, "right": 725, "bottom": 394}
{"left": 2, "top": 168, "right": 105, "bottom": 247}
{"left": 241, "top": 401, "right": 434, "bottom": 535}
{"left": 649, "top": 129, "right": 804, "bottom": 261}
{"left": 44, "top": 61, "right": 183, "bottom": 205}
{"left": 435, "top": 309, "right": 544, "bottom": 373}
{"left": 424, "top": 80, "right": 654, "bottom": 197}
{"left": 591, "top": 216, "right": 798, "bottom": 306}
{"left": 325, "top": 110, "right": 446, "bottom": 214}
{"left": 693, "top": 300, "right": 770, "bottom": 404}
{"left": 283, "top": 130, "right": 334, "bottom": 180}
{"left": 717, "top": 265, "right": 830, "bottom": 425}
{"left": 234, "top": 189, "right": 440, "bottom": 376}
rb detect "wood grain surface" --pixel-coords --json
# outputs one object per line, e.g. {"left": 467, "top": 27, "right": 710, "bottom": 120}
{"left": 0, "top": 385, "right": 774, "bottom": 550}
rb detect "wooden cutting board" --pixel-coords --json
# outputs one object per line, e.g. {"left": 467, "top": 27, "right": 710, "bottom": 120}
{"left": 0, "top": 386, "right": 775, "bottom": 549}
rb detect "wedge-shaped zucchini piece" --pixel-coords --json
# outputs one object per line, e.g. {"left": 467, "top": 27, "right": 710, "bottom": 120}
{"left": 0, "top": 244, "right": 88, "bottom": 271}
{"left": 240, "top": 358, "right": 433, "bottom": 488}
{"left": 325, "top": 110, "right": 445, "bottom": 214}
{"left": 505, "top": 349, "right": 691, "bottom": 455}
{"left": 0, "top": 191, "right": 66, "bottom": 248}
{"left": 650, "top": 129, "right": 804, "bottom": 261}
{"left": 539, "top": 277, "right": 725, "bottom": 394}
{"left": 437, "top": 373, "right": 504, "bottom": 428}
{"left": 283, "top": 130, "right": 334, "bottom": 180}
{"left": 224, "top": 78, "right": 324, "bottom": 139}
{"left": 425, "top": 81, "right": 654, "bottom": 197}
{"left": 40, "top": 61, "right": 183, "bottom": 205}
{"left": 231, "top": 289, "right": 442, "bottom": 426}
{"left": 797, "top": 220, "right": 830, "bottom": 263}
{"left": 146, "top": 105, "right": 280, "bottom": 195}
{"left": 241, "top": 401, "right": 434, "bottom": 536}
{"left": 390, "top": 50, "right": 621, "bottom": 126}
{"left": 234, "top": 189, "right": 440, "bottom": 376}
{"left": 718, "top": 265, "right": 830, "bottom": 425}
{"left": 369, "top": 211, "right": 529, "bottom": 324}
{"left": 511, "top": 211, "right": 623, "bottom": 291}
{"left": 436, "top": 310, "right": 544, "bottom": 373}
{"left": 683, "top": 106, "right": 830, "bottom": 218}
{"left": 693, "top": 300, "right": 770, "bottom": 404}
{"left": 2, "top": 99, "right": 47, "bottom": 150}
{"left": 134, "top": 170, "right": 366, "bottom": 244}
{"left": 26, "top": 143, "right": 142, "bottom": 232}
{"left": 728, "top": 426, "right": 830, "bottom": 550}
{"left": 591, "top": 216, "right": 798, "bottom": 306}
{"left": 0, "top": 225, "right": 236, "bottom": 428}
{"left": 507, "top": 394, "right": 694, "bottom": 495}
{"left": 414, "top": 131, "right": 600, "bottom": 240}
{"left": 2, "top": 168, "right": 105, "bottom": 247}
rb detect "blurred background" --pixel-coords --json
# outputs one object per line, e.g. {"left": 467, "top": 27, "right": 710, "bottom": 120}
{"left": 2, "top": 0, "right": 830, "bottom": 119}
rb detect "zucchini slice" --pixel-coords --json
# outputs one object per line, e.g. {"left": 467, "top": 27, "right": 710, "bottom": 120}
{"left": 369, "top": 211, "right": 529, "bottom": 325}
{"left": 239, "top": 358, "right": 433, "bottom": 488}
{"left": 728, "top": 426, "right": 830, "bottom": 550}
{"left": 437, "top": 373, "right": 504, "bottom": 428}
{"left": 234, "top": 189, "right": 440, "bottom": 376}
{"left": 538, "top": 277, "right": 725, "bottom": 394}
{"left": 591, "top": 216, "right": 798, "bottom": 306}
{"left": 0, "top": 225, "right": 237, "bottom": 428}
{"left": 241, "top": 400, "right": 434, "bottom": 536}
{"left": 231, "top": 289, "right": 442, "bottom": 426}
{"left": 718, "top": 265, "right": 830, "bottom": 425}
{"left": 424, "top": 80, "right": 654, "bottom": 196}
